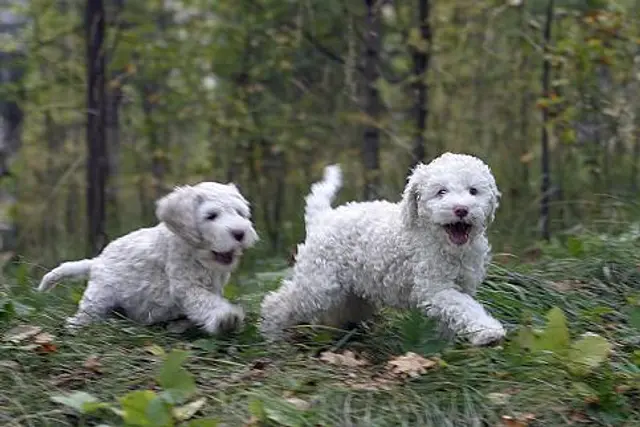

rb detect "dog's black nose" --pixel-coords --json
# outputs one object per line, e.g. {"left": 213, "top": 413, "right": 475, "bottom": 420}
{"left": 453, "top": 206, "right": 469, "bottom": 218}
{"left": 231, "top": 230, "right": 245, "bottom": 242}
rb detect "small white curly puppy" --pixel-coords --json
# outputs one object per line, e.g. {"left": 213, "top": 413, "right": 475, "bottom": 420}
{"left": 259, "top": 152, "right": 505, "bottom": 346}
{"left": 38, "top": 182, "right": 258, "bottom": 334}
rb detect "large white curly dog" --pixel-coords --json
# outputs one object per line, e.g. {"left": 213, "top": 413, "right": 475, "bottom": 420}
{"left": 260, "top": 152, "right": 505, "bottom": 346}
{"left": 38, "top": 182, "right": 258, "bottom": 334}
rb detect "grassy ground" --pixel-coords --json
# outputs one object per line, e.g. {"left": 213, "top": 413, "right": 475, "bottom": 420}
{"left": 1, "top": 233, "right": 639, "bottom": 427}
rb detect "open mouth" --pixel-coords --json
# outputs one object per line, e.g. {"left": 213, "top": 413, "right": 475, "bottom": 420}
{"left": 443, "top": 222, "right": 472, "bottom": 245}
{"left": 212, "top": 250, "right": 235, "bottom": 265}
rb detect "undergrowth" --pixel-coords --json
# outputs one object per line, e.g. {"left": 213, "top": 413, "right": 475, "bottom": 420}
{"left": 0, "top": 230, "right": 639, "bottom": 426}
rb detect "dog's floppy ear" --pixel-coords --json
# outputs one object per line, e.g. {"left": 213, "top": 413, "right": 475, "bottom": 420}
{"left": 156, "top": 186, "right": 204, "bottom": 246}
{"left": 488, "top": 184, "right": 501, "bottom": 224}
{"left": 400, "top": 176, "right": 420, "bottom": 227}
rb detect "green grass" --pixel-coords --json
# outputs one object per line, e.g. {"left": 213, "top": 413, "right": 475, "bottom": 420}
{"left": 1, "top": 232, "right": 639, "bottom": 427}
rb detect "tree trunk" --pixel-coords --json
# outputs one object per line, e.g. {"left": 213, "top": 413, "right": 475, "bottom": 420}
{"left": 0, "top": 5, "right": 26, "bottom": 256}
{"left": 518, "top": 3, "right": 530, "bottom": 189}
{"left": 106, "top": 81, "right": 122, "bottom": 230}
{"left": 540, "top": 0, "right": 554, "bottom": 241}
{"left": 633, "top": 120, "right": 640, "bottom": 193}
{"left": 362, "top": 0, "right": 382, "bottom": 201}
{"left": 141, "top": 82, "right": 166, "bottom": 206}
{"left": 105, "top": 0, "right": 126, "bottom": 232}
{"left": 410, "top": 0, "right": 431, "bottom": 168}
{"left": 86, "top": 0, "right": 109, "bottom": 256}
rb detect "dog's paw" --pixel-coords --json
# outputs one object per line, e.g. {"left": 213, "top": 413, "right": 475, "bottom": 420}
{"left": 204, "top": 305, "right": 245, "bottom": 335}
{"left": 469, "top": 323, "right": 506, "bottom": 347}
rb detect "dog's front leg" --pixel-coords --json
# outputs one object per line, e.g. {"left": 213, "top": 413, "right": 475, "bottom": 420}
{"left": 173, "top": 284, "right": 244, "bottom": 335}
{"left": 413, "top": 287, "right": 505, "bottom": 346}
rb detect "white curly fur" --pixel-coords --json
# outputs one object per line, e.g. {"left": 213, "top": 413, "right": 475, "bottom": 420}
{"left": 259, "top": 152, "right": 506, "bottom": 346}
{"left": 37, "top": 182, "right": 258, "bottom": 334}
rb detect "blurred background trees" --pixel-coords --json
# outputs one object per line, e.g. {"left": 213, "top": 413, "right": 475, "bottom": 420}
{"left": 1, "top": 0, "right": 639, "bottom": 266}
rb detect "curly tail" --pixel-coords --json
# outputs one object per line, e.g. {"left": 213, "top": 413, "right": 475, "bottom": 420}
{"left": 304, "top": 164, "right": 342, "bottom": 225}
{"left": 37, "top": 259, "right": 93, "bottom": 292}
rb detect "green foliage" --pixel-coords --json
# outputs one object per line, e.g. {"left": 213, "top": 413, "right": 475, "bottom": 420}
{"left": 568, "top": 333, "right": 613, "bottom": 376}
{"left": 157, "top": 350, "right": 197, "bottom": 404}
{"left": 1, "top": 242, "right": 638, "bottom": 425}
{"left": 0, "top": 290, "right": 34, "bottom": 322}
{"left": 514, "top": 306, "right": 612, "bottom": 376}
{"left": 50, "top": 391, "right": 106, "bottom": 414}
{"left": 49, "top": 349, "right": 216, "bottom": 426}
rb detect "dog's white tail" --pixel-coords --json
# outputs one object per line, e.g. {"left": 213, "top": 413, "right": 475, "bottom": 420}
{"left": 304, "top": 164, "right": 342, "bottom": 225}
{"left": 37, "top": 259, "right": 93, "bottom": 292}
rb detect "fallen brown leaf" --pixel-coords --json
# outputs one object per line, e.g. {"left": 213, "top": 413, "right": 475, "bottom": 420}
{"left": 3, "top": 325, "right": 42, "bottom": 343}
{"left": 344, "top": 374, "right": 396, "bottom": 391}
{"left": 386, "top": 352, "right": 437, "bottom": 378}
{"left": 36, "top": 343, "right": 58, "bottom": 354}
{"left": 172, "top": 397, "right": 207, "bottom": 421}
{"left": 33, "top": 332, "right": 54, "bottom": 345}
{"left": 550, "top": 279, "right": 586, "bottom": 292}
{"left": 319, "top": 350, "right": 369, "bottom": 367}
{"left": 83, "top": 355, "right": 102, "bottom": 373}
{"left": 285, "top": 396, "right": 311, "bottom": 411}
{"left": 487, "top": 392, "right": 510, "bottom": 405}
{"left": 499, "top": 413, "right": 536, "bottom": 427}
{"left": 143, "top": 344, "right": 166, "bottom": 356}
{"left": 568, "top": 411, "right": 592, "bottom": 424}
{"left": 243, "top": 415, "right": 261, "bottom": 427}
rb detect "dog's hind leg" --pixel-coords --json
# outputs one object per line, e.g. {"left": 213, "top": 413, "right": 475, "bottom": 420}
{"left": 65, "top": 280, "right": 116, "bottom": 331}
{"left": 259, "top": 277, "right": 349, "bottom": 341}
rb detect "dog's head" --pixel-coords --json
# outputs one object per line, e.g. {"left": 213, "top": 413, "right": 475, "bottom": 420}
{"left": 400, "top": 152, "right": 500, "bottom": 247}
{"left": 156, "top": 182, "right": 259, "bottom": 270}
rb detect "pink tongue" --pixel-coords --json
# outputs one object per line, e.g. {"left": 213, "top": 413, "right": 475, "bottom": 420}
{"left": 449, "top": 231, "right": 468, "bottom": 245}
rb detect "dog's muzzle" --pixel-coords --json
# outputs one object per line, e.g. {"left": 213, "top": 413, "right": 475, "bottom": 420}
{"left": 212, "top": 250, "right": 236, "bottom": 265}
{"left": 443, "top": 221, "right": 472, "bottom": 245}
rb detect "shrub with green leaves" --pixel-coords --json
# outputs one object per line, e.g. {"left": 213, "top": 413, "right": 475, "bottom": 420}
{"left": 50, "top": 350, "right": 218, "bottom": 427}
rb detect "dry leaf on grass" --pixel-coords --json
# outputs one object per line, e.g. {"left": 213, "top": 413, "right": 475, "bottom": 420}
{"left": 33, "top": 332, "right": 54, "bottom": 345}
{"left": 83, "top": 355, "right": 102, "bottom": 373}
{"left": 499, "top": 413, "right": 536, "bottom": 427}
{"left": 244, "top": 415, "right": 261, "bottom": 427}
{"left": 550, "top": 279, "right": 586, "bottom": 292}
{"left": 344, "top": 374, "right": 396, "bottom": 391}
{"left": 385, "top": 352, "right": 437, "bottom": 378}
{"left": 143, "top": 343, "right": 166, "bottom": 356}
{"left": 487, "top": 392, "right": 511, "bottom": 405}
{"left": 319, "top": 350, "right": 369, "bottom": 367}
{"left": 3, "top": 325, "right": 57, "bottom": 353}
{"left": 33, "top": 332, "right": 57, "bottom": 353}
{"left": 568, "top": 411, "right": 592, "bottom": 424}
{"left": 3, "top": 325, "right": 42, "bottom": 343}
{"left": 285, "top": 396, "right": 311, "bottom": 411}
{"left": 172, "top": 397, "right": 207, "bottom": 421}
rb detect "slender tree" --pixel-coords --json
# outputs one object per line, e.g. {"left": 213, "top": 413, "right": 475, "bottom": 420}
{"left": 410, "top": 0, "right": 431, "bottom": 168}
{"left": 86, "top": 0, "right": 109, "bottom": 255}
{"left": 362, "top": 0, "right": 382, "bottom": 200}
{"left": 540, "top": 0, "right": 554, "bottom": 241}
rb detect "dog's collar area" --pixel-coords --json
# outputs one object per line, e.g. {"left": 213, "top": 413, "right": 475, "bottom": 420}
{"left": 443, "top": 222, "right": 472, "bottom": 245}
{"left": 212, "top": 250, "right": 235, "bottom": 265}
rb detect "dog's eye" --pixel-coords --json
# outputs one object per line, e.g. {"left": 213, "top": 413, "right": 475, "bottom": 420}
{"left": 469, "top": 187, "right": 478, "bottom": 196}
{"left": 236, "top": 209, "right": 246, "bottom": 218}
{"left": 206, "top": 212, "right": 218, "bottom": 221}
{"left": 436, "top": 189, "right": 447, "bottom": 197}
